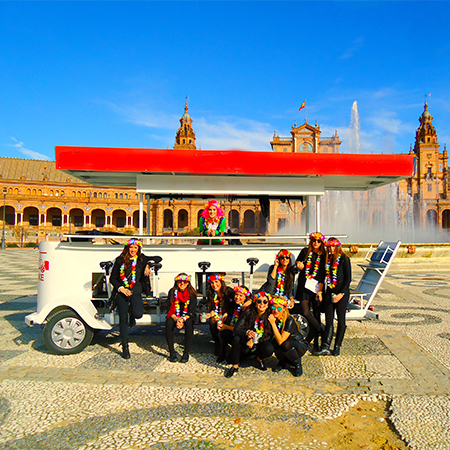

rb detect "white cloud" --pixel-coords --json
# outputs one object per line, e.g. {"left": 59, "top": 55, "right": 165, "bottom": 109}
{"left": 194, "top": 117, "right": 273, "bottom": 151}
{"left": 367, "top": 110, "right": 410, "bottom": 135}
{"left": 104, "top": 101, "right": 178, "bottom": 130}
{"left": 107, "top": 101, "right": 273, "bottom": 151}
{"left": 10, "top": 137, "right": 51, "bottom": 160}
{"left": 340, "top": 36, "right": 364, "bottom": 59}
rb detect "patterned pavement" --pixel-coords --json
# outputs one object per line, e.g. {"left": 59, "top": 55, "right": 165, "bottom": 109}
{"left": 0, "top": 248, "right": 449, "bottom": 449}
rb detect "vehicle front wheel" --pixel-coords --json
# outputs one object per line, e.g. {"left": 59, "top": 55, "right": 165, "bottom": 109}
{"left": 43, "top": 309, "right": 94, "bottom": 355}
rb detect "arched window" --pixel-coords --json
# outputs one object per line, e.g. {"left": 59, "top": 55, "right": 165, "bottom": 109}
{"left": 119, "top": 193, "right": 123, "bottom": 199}
{"left": 98, "top": 192, "right": 102, "bottom": 199}
{"left": 93, "top": 192, "right": 97, "bottom": 198}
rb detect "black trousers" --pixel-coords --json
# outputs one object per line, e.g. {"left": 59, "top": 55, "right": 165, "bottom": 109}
{"left": 227, "top": 334, "right": 274, "bottom": 365}
{"left": 218, "top": 329, "right": 234, "bottom": 358}
{"left": 209, "top": 319, "right": 220, "bottom": 351}
{"left": 273, "top": 337, "right": 308, "bottom": 364}
{"left": 323, "top": 292, "right": 349, "bottom": 348}
{"left": 116, "top": 291, "right": 143, "bottom": 343}
{"left": 165, "top": 317, "right": 194, "bottom": 356}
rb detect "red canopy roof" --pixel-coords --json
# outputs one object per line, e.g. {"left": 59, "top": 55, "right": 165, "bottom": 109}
{"left": 55, "top": 146, "right": 413, "bottom": 195}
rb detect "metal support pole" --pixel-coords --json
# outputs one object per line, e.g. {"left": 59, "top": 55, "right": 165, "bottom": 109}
{"left": 316, "top": 195, "right": 321, "bottom": 232}
{"left": 1, "top": 189, "right": 6, "bottom": 250}
{"left": 305, "top": 196, "right": 310, "bottom": 236}
{"left": 146, "top": 195, "right": 151, "bottom": 235}
{"left": 139, "top": 193, "right": 144, "bottom": 235}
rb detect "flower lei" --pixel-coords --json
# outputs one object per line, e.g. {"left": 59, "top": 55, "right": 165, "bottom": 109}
{"left": 212, "top": 292, "right": 223, "bottom": 320}
{"left": 275, "top": 269, "right": 286, "bottom": 295}
{"left": 119, "top": 257, "right": 137, "bottom": 288}
{"left": 276, "top": 319, "right": 284, "bottom": 332}
{"left": 231, "top": 305, "right": 242, "bottom": 325}
{"left": 174, "top": 289, "right": 190, "bottom": 319}
{"left": 254, "top": 317, "right": 265, "bottom": 338}
{"left": 305, "top": 251, "right": 321, "bottom": 279}
{"left": 325, "top": 255, "right": 341, "bottom": 289}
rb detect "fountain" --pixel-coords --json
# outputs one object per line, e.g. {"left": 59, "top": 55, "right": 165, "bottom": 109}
{"left": 319, "top": 101, "right": 450, "bottom": 244}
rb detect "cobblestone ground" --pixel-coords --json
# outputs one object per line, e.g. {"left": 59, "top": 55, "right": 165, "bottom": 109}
{"left": 0, "top": 249, "right": 449, "bottom": 449}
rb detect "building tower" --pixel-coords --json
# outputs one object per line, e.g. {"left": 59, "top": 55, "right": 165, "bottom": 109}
{"left": 174, "top": 100, "right": 197, "bottom": 150}
{"left": 406, "top": 101, "right": 449, "bottom": 227}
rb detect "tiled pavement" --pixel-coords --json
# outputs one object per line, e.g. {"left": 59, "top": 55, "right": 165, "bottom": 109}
{"left": 0, "top": 248, "right": 449, "bottom": 449}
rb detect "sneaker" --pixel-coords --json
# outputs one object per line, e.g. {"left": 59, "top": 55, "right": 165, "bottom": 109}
{"left": 168, "top": 353, "right": 178, "bottom": 363}
{"left": 180, "top": 354, "right": 189, "bottom": 363}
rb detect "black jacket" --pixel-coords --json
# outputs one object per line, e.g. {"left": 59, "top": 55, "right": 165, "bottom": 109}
{"left": 110, "top": 254, "right": 152, "bottom": 297}
{"left": 233, "top": 305, "right": 272, "bottom": 342}
{"left": 325, "top": 254, "right": 352, "bottom": 295}
{"left": 260, "top": 265, "right": 295, "bottom": 298}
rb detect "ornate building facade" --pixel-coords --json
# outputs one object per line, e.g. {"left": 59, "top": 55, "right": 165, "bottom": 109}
{"left": 2, "top": 102, "right": 447, "bottom": 245}
{"left": 270, "top": 120, "right": 341, "bottom": 153}
{"left": 0, "top": 104, "right": 266, "bottom": 244}
{"left": 398, "top": 101, "right": 450, "bottom": 230}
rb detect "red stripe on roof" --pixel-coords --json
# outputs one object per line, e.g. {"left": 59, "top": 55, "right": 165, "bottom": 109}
{"left": 55, "top": 146, "right": 414, "bottom": 177}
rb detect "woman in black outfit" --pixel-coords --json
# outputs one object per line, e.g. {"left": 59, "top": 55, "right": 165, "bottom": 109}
{"left": 315, "top": 238, "right": 352, "bottom": 356}
{"left": 217, "top": 285, "right": 252, "bottom": 363}
{"left": 295, "top": 232, "right": 326, "bottom": 349}
{"left": 206, "top": 274, "right": 234, "bottom": 357}
{"left": 165, "top": 273, "right": 197, "bottom": 363}
{"left": 268, "top": 295, "right": 308, "bottom": 377}
{"left": 261, "top": 249, "right": 296, "bottom": 299}
{"left": 110, "top": 238, "right": 151, "bottom": 359}
{"left": 224, "top": 292, "right": 274, "bottom": 378}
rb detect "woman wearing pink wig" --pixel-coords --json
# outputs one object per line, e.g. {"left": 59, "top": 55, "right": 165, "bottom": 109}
{"left": 197, "top": 200, "right": 226, "bottom": 245}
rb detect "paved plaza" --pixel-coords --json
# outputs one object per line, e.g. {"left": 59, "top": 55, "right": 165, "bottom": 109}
{"left": 0, "top": 249, "right": 449, "bottom": 449}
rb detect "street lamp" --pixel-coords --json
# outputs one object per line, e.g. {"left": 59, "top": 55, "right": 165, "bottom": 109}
{"left": 1, "top": 188, "right": 6, "bottom": 250}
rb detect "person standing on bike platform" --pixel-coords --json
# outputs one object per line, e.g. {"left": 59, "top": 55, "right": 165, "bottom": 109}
{"left": 110, "top": 238, "right": 152, "bottom": 359}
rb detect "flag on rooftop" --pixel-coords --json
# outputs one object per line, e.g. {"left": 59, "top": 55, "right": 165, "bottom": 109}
{"left": 299, "top": 100, "right": 306, "bottom": 111}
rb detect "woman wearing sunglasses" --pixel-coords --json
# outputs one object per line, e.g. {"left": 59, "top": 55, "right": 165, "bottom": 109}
{"left": 206, "top": 274, "right": 234, "bottom": 357}
{"left": 224, "top": 292, "right": 274, "bottom": 378}
{"left": 165, "top": 273, "right": 198, "bottom": 363}
{"left": 216, "top": 285, "right": 253, "bottom": 363}
{"left": 260, "top": 249, "right": 296, "bottom": 299}
{"left": 268, "top": 295, "right": 308, "bottom": 377}
{"left": 294, "top": 232, "right": 326, "bottom": 350}
{"left": 315, "top": 238, "right": 352, "bottom": 356}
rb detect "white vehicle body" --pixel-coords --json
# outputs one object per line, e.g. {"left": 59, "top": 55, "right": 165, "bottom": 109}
{"left": 25, "top": 238, "right": 310, "bottom": 354}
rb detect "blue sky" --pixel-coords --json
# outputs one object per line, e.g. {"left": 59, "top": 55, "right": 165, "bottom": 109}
{"left": 1, "top": 1, "right": 450, "bottom": 161}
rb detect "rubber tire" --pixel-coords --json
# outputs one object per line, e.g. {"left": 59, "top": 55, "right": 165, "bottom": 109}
{"left": 43, "top": 309, "right": 94, "bottom": 355}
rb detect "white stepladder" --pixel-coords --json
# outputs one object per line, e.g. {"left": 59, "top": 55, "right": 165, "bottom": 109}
{"left": 346, "top": 240, "right": 401, "bottom": 320}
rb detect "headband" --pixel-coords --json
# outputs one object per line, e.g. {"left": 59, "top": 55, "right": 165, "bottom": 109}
{"left": 233, "top": 286, "right": 251, "bottom": 298}
{"left": 276, "top": 249, "right": 293, "bottom": 259}
{"left": 127, "top": 238, "right": 142, "bottom": 247}
{"left": 309, "top": 232, "right": 325, "bottom": 242}
{"left": 253, "top": 292, "right": 272, "bottom": 302}
{"left": 326, "top": 239, "right": 341, "bottom": 247}
{"left": 175, "top": 273, "right": 191, "bottom": 282}
{"left": 270, "top": 295, "right": 290, "bottom": 308}
{"left": 207, "top": 274, "right": 225, "bottom": 283}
